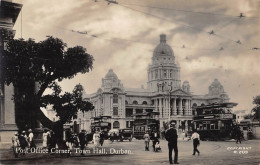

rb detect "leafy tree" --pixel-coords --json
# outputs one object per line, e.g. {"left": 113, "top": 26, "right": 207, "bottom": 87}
{"left": 2, "top": 37, "right": 94, "bottom": 140}
{"left": 252, "top": 95, "right": 260, "bottom": 120}
{"left": 243, "top": 113, "right": 253, "bottom": 119}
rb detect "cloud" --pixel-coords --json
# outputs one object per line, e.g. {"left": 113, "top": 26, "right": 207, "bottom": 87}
{"left": 13, "top": 0, "right": 260, "bottom": 112}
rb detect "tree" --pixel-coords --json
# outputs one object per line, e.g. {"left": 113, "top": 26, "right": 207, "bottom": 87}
{"left": 252, "top": 95, "right": 260, "bottom": 120}
{"left": 2, "top": 37, "right": 94, "bottom": 141}
{"left": 243, "top": 113, "right": 253, "bottom": 119}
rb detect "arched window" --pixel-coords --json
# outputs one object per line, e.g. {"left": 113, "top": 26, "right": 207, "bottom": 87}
{"left": 113, "top": 121, "right": 120, "bottom": 128}
{"left": 113, "top": 94, "right": 118, "bottom": 103}
{"left": 142, "top": 101, "right": 147, "bottom": 105}
{"left": 133, "top": 100, "right": 138, "bottom": 105}
{"left": 125, "top": 100, "right": 128, "bottom": 105}
{"left": 192, "top": 103, "right": 197, "bottom": 107}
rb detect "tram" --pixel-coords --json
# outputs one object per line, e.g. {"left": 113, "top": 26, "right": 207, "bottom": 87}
{"left": 132, "top": 112, "right": 160, "bottom": 139}
{"left": 90, "top": 116, "right": 112, "bottom": 140}
{"left": 193, "top": 102, "right": 237, "bottom": 141}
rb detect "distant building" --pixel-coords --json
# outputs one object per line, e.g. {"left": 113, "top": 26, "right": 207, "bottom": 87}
{"left": 233, "top": 110, "right": 247, "bottom": 123}
{"left": 76, "top": 34, "right": 230, "bottom": 134}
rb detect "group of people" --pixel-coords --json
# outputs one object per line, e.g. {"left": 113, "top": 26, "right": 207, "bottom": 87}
{"left": 11, "top": 129, "right": 36, "bottom": 157}
{"left": 143, "top": 121, "right": 201, "bottom": 164}
{"left": 143, "top": 130, "right": 161, "bottom": 152}
{"left": 11, "top": 129, "right": 59, "bottom": 158}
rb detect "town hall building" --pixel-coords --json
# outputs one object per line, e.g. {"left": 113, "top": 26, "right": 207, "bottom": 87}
{"left": 76, "top": 34, "right": 230, "bottom": 133}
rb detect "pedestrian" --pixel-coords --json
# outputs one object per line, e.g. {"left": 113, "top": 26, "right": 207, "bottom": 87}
{"left": 152, "top": 131, "right": 159, "bottom": 152}
{"left": 191, "top": 130, "right": 200, "bottom": 156}
{"left": 154, "top": 141, "right": 161, "bottom": 152}
{"left": 18, "top": 131, "right": 28, "bottom": 155}
{"left": 181, "top": 130, "right": 186, "bottom": 140}
{"left": 143, "top": 131, "right": 150, "bottom": 151}
{"left": 78, "top": 130, "right": 87, "bottom": 155}
{"left": 47, "top": 130, "right": 51, "bottom": 150}
{"left": 110, "top": 131, "right": 115, "bottom": 142}
{"left": 165, "top": 121, "right": 179, "bottom": 164}
{"left": 65, "top": 130, "right": 73, "bottom": 150}
{"left": 93, "top": 130, "right": 100, "bottom": 147}
{"left": 49, "top": 130, "right": 57, "bottom": 154}
{"left": 28, "top": 129, "right": 36, "bottom": 149}
{"left": 12, "top": 132, "right": 20, "bottom": 158}
{"left": 236, "top": 128, "right": 242, "bottom": 144}
{"left": 42, "top": 130, "right": 48, "bottom": 148}
{"left": 99, "top": 131, "right": 105, "bottom": 146}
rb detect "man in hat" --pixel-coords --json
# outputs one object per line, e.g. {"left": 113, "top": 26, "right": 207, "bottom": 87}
{"left": 165, "top": 121, "right": 179, "bottom": 164}
{"left": 191, "top": 129, "right": 200, "bottom": 155}
{"left": 18, "top": 131, "right": 28, "bottom": 155}
{"left": 28, "top": 129, "right": 36, "bottom": 149}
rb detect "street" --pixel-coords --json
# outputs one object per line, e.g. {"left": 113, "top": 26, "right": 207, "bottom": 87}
{"left": 1, "top": 139, "right": 260, "bottom": 165}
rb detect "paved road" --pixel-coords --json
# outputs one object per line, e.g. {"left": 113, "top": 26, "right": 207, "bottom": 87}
{"left": 1, "top": 139, "right": 259, "bottom": 164}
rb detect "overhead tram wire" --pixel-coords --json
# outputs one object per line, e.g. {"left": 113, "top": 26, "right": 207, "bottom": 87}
{"left": 93, "top": 1, "right": 258, "bottom": 51}
{"left": 114, "top": 3, "right": 242, "bottom": 45}
{"left": 117, "top": 1, "right": 260, "bottom": 19}
{"left": 55, "top": 25, "right": 229, "bottom": 53}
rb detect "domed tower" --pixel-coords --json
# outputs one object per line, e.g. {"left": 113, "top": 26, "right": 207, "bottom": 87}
{"left": 207, "top": 79, "right": 230, "bottom": 102}
{"left": 102, "top": 69, "right": 124, "bottom": 91}
{"left": 182, "top": 81, "right": 190, "bottom": 93}
{"left": 147, "top": 34, "right": 181, "bottom": 92}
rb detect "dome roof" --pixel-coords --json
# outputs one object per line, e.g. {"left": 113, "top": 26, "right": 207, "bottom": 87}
{"left": 105, "top": 69, "right": 118, "bottom": 79}
{"left": 153, "top": 34, "right": 174, "bottom": 58}
{"left": 210, "top": 79, "right": 223, "bottom": 88}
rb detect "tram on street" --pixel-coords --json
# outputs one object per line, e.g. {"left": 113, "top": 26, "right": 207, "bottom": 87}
{"left": 90, "top": 116, "right": 112, "bottom": 140}
{"left": 193, "top": 102, "right": 237, "bottom": 141}
{"left": 132, "top": 112, "right": 160, "bottom": 139}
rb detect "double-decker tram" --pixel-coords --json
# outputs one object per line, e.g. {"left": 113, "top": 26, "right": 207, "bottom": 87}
{"left": 90, "top": 116, "right": 112, "bottom": 139}
{"left": 193, "top": 102, "right": 237, "bottom": 141}
{"left": 132, "top": 112, "right": 160, "bottom": 139}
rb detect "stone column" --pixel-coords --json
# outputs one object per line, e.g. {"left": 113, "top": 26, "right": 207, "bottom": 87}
{"left": 184, "top": 99, "right": 188, "bottom": 116}
{"left": 173, "top": 98, "right": 177, "bottom": 115}
{"left": 176, "top": 120, "right": 179, "bottom": 131}
{"left": 189, "top": 100, "right": 192, "bottom": 115}
{"left": 159, "top": 98, "right": 162, "bottom": 118}
{"left": 155, "top": 99, "right": 158, "bottom": 112}
{"left": 185, "top": 120, "right": 188, "bottom": 131}
{"left": 179, "top": 98, "right": 183, "bottom": 115}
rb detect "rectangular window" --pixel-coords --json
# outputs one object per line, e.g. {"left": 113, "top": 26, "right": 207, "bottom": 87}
{"left": 126, "top": 108, "right": 133, "bottom": 117}
{"left": 210, "top": 124, "right": 215, "bottom": 130}
{"left": 113, "top": 107, "right": 118, "bottom": 116}
{"left": 136, "top": 109, "right": 143, "bottom": 114}
{"left": 113, "top": 94, "right": 118, "bottom": 104}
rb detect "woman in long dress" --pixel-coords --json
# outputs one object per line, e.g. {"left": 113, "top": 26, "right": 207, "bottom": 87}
{"left": 42, "top": 130, "right": 48, "bottom": 148}
{"left": 93, "top": 131, "right": 100, "bottom": 147}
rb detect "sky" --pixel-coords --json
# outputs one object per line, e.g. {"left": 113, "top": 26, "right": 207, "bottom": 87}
{"left": 12, "top": 0, "right": 260, "bottom": 112}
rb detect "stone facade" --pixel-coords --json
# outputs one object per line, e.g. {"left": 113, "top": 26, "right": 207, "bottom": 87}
{"left": 0, "top": 0, "right": 22, "bottom": 145}
{"left": 76, "top": 34, "right": 230, "bottom": 134}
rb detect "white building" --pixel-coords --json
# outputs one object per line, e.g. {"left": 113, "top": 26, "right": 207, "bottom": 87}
{"left": 234, "top": 110, "right": 247, "bottom": 123}
{"left": 76, "top": 34, "right": 230, "bottom": 133}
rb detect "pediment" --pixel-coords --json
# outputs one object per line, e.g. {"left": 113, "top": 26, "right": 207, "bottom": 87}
{"left": 171, "top": 89, "right": 190, "bottom": 96}
{"left": 109, "top": 87, "right": 124, "bottom": 93}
